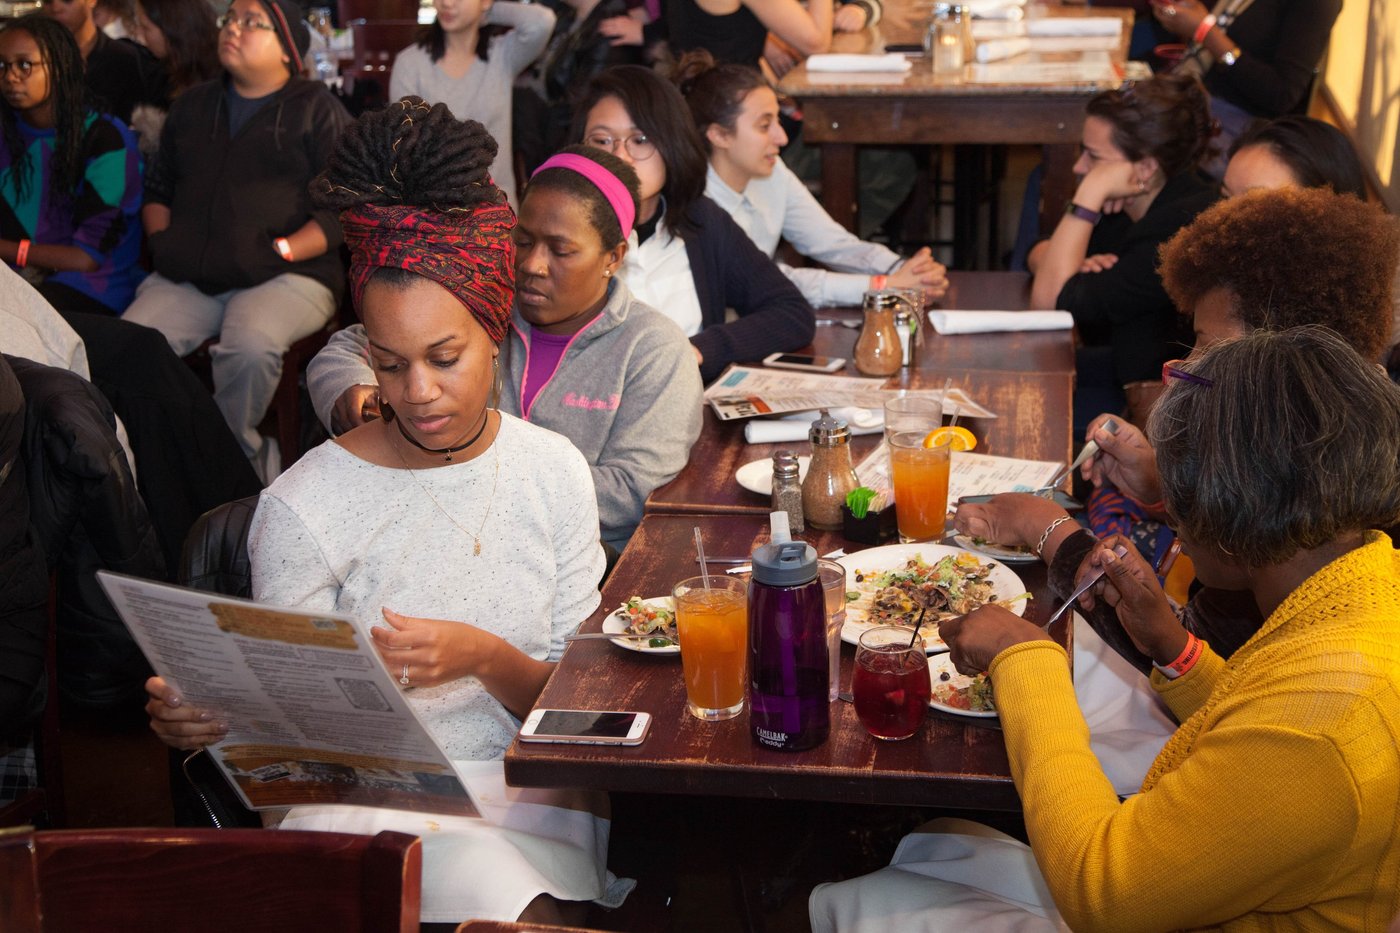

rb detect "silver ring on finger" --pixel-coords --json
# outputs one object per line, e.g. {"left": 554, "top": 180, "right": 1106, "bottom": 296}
{"left": 1164, "top": 5, "right": 1177, "bottom": 14}
{"left": 400, "top": 664, "right": 410, "bottom": 686}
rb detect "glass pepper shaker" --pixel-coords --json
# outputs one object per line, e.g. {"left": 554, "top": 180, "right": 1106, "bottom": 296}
{"left": 854, "top": 291, "right": 903, "bottom": 377}
{"left": 802, "top": 409, "right": 860, "bottom": 531}
{"left": 771, "top": 450, "right": 805, "bottom": 533}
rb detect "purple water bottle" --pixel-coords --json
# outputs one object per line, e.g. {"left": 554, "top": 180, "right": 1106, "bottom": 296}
{"left": 748, "top": 512, "right": 830, "bottom": 751}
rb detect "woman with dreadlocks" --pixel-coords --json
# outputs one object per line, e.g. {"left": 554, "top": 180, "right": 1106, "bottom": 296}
{"left": 143, "top": 98, "right": 631, "bottom": 926}
{"left": 0, "top": 14, "right": 143, "bottom": 314}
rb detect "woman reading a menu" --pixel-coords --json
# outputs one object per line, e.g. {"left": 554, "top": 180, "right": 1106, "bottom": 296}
{"left": 812, "top": 326, "right": 1400, "bottom": 930}
{"left": 143, "top": 99, "right": 630, "bottom": 927}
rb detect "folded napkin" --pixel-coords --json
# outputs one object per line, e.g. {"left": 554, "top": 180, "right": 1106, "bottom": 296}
{"left": 928, "top": 310, "right": 1074, "bottom": 334}
{"left": 975, "top": 36, "right": 1031, "bottom": 62}
{"left": 972, "top": 20, "right": 1027, "bottom": 38}
{"left": 966, "top": 0, "right": 1026, "bottom": 20}
{"left": 744, "top": 407, "right": 884, "bottom": 444}
{"left": 1025, "top": 16, "right": 1123, "bottom": 37}
{"left": 806, "top": 53, "right": 913, "bottom": 72}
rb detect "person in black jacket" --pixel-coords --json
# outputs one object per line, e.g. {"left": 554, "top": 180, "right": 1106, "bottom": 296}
{"left": 41, "top": 0, "right": 166, "bottom": 122}
{"left": 1027, "top": 73, "right": 1218, "bottom": 431}
{"left": 123, "top": 0, "right": 349, "bottom": 476}
{"left": 0, "top": 355, "right": 48, "bottom": 804}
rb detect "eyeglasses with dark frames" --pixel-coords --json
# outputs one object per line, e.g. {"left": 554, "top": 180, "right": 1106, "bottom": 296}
{"left": 1162, "top": 359, "right": 1214, "bottom": 387}
{"left": 217, "top": 11, "right": 278, "bottom": 32}
{"left": 0, "top": 59, "right": 44, "bottom": 79}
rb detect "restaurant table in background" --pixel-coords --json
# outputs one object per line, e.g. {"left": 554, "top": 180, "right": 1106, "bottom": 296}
{"left": 646, "top": 271, "right": 1074, "bottom": 516}
{"left": 505, "top": 513, "right": 1071, "bottom": 812}
{"left": 777, "top": 3, "right": 1134, "bottom": 267}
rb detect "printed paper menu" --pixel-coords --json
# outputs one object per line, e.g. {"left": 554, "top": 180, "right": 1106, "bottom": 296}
{"left": 705, "top": 365, "right": 997, "bottom": 421}
{"left": 855, "top": 449, "right": 1062, "bottom": 503}
{"left": 97, "top": 571, "right": 479, "bottom": 817}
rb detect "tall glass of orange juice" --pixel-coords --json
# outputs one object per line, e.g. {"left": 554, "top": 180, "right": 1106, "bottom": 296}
{"left": 673, "top": 576, "right": 748, "bottom": 720}
{"left": 889, "top": 432, "right": 951, "bottom": 541}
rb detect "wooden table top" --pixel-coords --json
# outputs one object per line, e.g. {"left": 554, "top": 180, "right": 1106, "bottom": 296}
{"left": 645, "top": 271, "right": 1075, "bottom": 517}
{"left": 504, "top": 514, "right": 1072, "bottom": 811}
{"left": 778, "top": 3, "right": 1133, "bottom": 98}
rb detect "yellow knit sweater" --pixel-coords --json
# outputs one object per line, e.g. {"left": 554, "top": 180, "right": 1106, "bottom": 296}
{"left": 990, "top": 532, "right": 1400, "bottom": 932}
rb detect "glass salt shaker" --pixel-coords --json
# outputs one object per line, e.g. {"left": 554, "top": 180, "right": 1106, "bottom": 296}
{"left": 894, "top": 309, "right": 914, "bottom": 367}
{"left": 802, "top": 409, "right": 860, "bottom": 531}
{"left": 771, "top": 450, "right": 805, "bottom": 534}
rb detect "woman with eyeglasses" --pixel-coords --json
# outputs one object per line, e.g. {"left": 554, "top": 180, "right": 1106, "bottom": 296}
{"left": 0, "top": 14, "right": 144, "bottom": 315}
{"left": 390, "top": 0, "right": 555, "bottom": 206}
{"left": 815, "top": 325, "right": 1400, "bottom": 932}
{"left": 569, "top": 64, "right": 814, "bottom": 382}
{"left": 1028, "top": 72, "right": 1218, "bottom": 431}
{"left": 951, "top": 186, "right": 1399, "bottom": 795}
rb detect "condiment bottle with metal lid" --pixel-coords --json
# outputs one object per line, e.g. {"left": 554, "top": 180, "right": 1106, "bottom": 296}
{"left": 748, "top": 511, "right": 830, "bottom": 752}
{"left": 802, "top": 408, "right": 860, "bottom": 530}
{"left": 853, "top": 291, "right": 903, "bottom": 376}
{"left": 771, "top": 450, "right": 805, "bottom": 533}
{"left": 894, "top": 308, "right": 914, "bottom": 367}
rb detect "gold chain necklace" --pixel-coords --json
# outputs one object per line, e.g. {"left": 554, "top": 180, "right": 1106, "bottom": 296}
{"left": 391, "top": 417, "right": 501, "bottom": 557}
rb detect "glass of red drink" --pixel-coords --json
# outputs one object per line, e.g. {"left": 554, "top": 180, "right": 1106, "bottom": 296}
{"left": 852, "top": 625, "right": 931, "bottom": 740}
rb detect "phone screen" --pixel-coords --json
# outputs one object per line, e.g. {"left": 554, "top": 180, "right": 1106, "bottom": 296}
{"left": 533, "top": 711, "right": 639, "bottom": 738}
{"left": 771, "top": 354, "right": 823, "bottom": 366}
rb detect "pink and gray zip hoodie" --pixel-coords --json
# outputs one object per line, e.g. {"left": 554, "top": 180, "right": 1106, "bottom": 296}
{"left": 307, "top": 278, "right": 703, "bottom": 551}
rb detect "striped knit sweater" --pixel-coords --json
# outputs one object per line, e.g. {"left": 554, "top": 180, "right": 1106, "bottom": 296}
{"left": 989, "top": 531, "right": 1400, "bottom": 931}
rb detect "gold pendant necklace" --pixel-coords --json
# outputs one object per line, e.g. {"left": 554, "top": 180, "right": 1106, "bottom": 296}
{"left": 391, "top": 417, "right": 501, "bottom": 556}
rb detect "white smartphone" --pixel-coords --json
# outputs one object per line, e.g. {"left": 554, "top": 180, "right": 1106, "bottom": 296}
{"left": 518, "top": 709, "right": 652, "bottom": 746}
{"left": 762, "top": 352, "right": 847, "bottom": 373}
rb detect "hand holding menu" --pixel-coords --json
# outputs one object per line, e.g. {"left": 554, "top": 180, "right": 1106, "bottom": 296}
{"left": 97, "top": 571, "right": 479, "bottom": 817}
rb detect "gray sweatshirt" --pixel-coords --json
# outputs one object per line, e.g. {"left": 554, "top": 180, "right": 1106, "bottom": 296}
{"left": 307, "top": 279, "right": 704, "bottom": 550}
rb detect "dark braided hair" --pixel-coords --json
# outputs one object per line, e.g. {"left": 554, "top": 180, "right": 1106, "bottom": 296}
{"left": 0, "top": 15, "right": 90, "bottom": 206}
{"left": 311, "top": 95, "right": 505, "bottom": 289}
{"left": 524, "top": 144, "right": 640, "bottom": 249}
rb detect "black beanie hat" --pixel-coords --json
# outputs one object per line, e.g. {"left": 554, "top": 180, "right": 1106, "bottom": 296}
{"left": 257, "top": 0, "right": 310, "bottom": 77}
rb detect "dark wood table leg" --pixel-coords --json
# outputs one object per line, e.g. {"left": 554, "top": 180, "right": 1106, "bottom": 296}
{"left": 1041, "top": 142, "right": 1079, "bottom": 237}
{"left": 821, "top": 142, "right": 859, "bottom": 233}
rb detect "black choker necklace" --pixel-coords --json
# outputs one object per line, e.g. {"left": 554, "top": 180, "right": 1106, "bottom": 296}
{"left": 395, "top": 409, "right": 490, "bottom": 462}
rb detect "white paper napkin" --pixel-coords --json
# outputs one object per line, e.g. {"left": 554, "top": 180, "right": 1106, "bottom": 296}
{"left": 928, "top": 310, "right": 1074, "bottom": 334}
{"left": 805, "top": 53, "right": 912, "bottom": 73}
{"left": 743, "top": 407, "right": 884, "bottom": 444}
{"left": 1025, "top": 16, "right": 1123, "bottom": 37}
{"left": 975, "top": 37, "right": 1031, "bottom": 62}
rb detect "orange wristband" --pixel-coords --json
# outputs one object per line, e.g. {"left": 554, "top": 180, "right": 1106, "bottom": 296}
{"left": 15, "top": 239, "right": 30, "bottom": 268}
{"left": 870, "top": 274, "right": 887, "bottom": 291}
{"left": 1192, "top": 14, "right": 1216, "bottom": 44}
{"left": 1155, "top": 632, "right": 1202, "bottom": 679}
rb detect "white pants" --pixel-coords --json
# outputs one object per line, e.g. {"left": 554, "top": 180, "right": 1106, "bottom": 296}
{"left": 124, "top": 272, "right": 335, "bottom": 458}
{"left": 810, "top": 616, "right": 1178, "bottom": 931}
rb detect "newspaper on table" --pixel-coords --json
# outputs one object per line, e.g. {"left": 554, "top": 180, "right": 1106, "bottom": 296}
{"left": 854, "top": 448, "right": 1062, "bottom": 504}
{"left": 705, "top": 365, "right": 997, "bottom": 422}
{"left": 97, "top": 571, "right": 479, "bottom": 817}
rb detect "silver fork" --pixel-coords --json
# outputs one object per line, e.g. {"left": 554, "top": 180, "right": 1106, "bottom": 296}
{"left": 1043, "top": 543, "right": 1129, "bottom": 626}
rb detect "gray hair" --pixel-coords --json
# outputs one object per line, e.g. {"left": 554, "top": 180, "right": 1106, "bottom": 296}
{"left": 1149, "top": 326, "right": 1400, "bottom": 566}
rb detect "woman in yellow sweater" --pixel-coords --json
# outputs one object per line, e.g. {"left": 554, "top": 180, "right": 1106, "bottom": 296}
{"left": 811, "top": 326, "right": 1400, "bottom": 932}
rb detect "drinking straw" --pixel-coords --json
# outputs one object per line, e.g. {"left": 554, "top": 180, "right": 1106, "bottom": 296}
{"left": 693, "top": 526, "right": 711, "bottom": 592}
{"left": 907, "top": 607, "right": 927, "bottom": 651}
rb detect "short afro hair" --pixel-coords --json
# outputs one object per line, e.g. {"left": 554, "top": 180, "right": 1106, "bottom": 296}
{"left": 1158, "top": 187, "right": 1399, "bottom": 362}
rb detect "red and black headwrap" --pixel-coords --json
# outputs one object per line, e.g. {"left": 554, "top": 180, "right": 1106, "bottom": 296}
{"left": 340, "top": 200, "right": 516, "bottom": 345}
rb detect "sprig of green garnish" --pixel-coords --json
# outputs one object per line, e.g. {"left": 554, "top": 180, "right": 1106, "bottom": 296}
{"left": 846, "top": 486, "right": 877, "bottom": 519}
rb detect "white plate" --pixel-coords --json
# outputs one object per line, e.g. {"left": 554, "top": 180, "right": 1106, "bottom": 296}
{"left": 602, "top": 597, "right": 680, "bottom": 655}
{"left": 927, "top": 653, "right": 998, "bottom": 718}
{"left": 838, "top": 543, "right": 1029, "bottom": 653}
{"left": 735, "top": 455, "right": 811, "bottom": 497}
{"left": 951, "top": 534, "right": 1039, "bottom": 564}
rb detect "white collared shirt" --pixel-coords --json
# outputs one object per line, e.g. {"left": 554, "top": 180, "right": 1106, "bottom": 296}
{"left": 705, "top": 160, "right": 902, "bottom": 308}
{"left": 619, "top": 211, "right": 703, "bottom": 337}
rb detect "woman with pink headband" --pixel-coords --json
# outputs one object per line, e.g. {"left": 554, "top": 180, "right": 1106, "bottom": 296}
{"left": 310, "top": 143, "right": 703, "bottom": 553}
